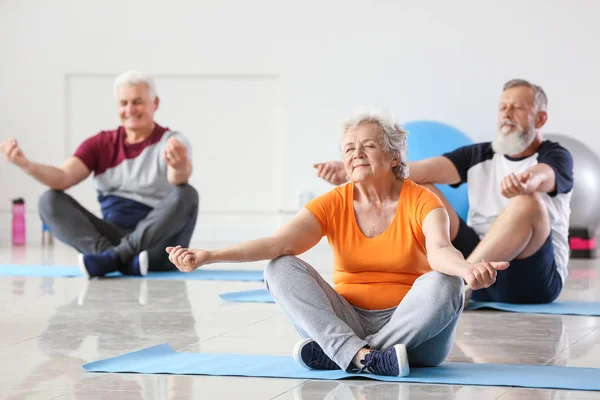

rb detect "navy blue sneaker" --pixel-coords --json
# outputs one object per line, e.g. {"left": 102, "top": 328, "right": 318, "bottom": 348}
{"left": 293, "top": 339, "right": 340, "bottom": 370}
{"left": 78, "top": 250, "right": 122, "bottom": 278}
{"left": 119, "top": 250, "right": 149, "bottom": 276}
{"left": 358, "top": 344, "right": 410, "bottom": 377}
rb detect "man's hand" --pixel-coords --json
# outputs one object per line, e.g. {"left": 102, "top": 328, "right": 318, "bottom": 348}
{"left": 313, "top": 161, "right": 347, "bottom": 186}
{"left": 500, "top": 172, "right": 532, "bottom": 198}
{"left": 463, "top": 259, "right": 510, "bottom": 290}
{"left": 163, "top": 137, "right": 189, "bottom": 170}
{"left": 1, "top": 139, "right": 29, "bottom": 169}
{"left": 166, "top": 245, "right": 211, "bottom": 272}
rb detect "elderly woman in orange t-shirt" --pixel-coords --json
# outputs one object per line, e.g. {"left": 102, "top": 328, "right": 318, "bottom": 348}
{"left": 165, "top": 112, "right": 509, "bottom": 377}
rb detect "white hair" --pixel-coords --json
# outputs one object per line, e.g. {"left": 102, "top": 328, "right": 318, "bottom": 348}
{"left": 340, "top": 111, "right": 409, "bottom": 179}
{"left": 503, "top": 79, "right": 547, "bottom": 112}
{"left": 113, "top": 70, "right": 157, "bottom": 100}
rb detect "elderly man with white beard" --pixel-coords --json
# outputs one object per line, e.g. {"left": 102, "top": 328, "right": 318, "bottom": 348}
{"left": 313, "top": 79, "right": 573, "bottom": 305}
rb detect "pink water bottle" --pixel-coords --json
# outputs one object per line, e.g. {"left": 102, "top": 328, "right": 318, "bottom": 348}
{"left": 12, "top": 198, "right": 26, "bottom": 246}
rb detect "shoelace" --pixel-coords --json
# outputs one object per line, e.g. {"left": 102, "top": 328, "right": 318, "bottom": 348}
{"left": 308, "top": 343, "right": 337, "bottom": 369}
{"left": 358, "top": 349, "right": 397, "bottom": 375}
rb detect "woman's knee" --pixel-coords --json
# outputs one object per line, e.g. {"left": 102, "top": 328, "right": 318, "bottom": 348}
{"left": 265, "top": 255, "right": 297, "bottom": 281}
{"left": 264, "top": 255, "right": 311, "bottom": 289}
{"left": 422, "top": 271, "right": 464, "bottom": 311}
{"left": 427, "top": 271, "right": 463, "bottom": 292}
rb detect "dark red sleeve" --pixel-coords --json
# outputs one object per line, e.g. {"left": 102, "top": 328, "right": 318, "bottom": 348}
{"left": 73, "top": 133, "right": 101, "bottom": 173}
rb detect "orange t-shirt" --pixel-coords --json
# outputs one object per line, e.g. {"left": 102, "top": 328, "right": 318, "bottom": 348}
{"left": 305, "top": 179, "right": 444, "bottom": 310}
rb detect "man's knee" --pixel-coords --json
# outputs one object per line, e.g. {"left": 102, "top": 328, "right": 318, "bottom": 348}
{"left": 505, "top": 192, "right": 548, "bottom": 220}
{"left": 38, "top": 190, "right": 67, "bottom": 220}
{"left": 171, "top": 184, "right": 199, "bottom": 208}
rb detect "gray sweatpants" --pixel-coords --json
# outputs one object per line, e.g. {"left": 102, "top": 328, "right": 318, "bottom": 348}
{"left": 38, "top": 185, "right": 199, "bottom": 271}
{"left": 264, "top": 256, "right": 464, "bottom": 371}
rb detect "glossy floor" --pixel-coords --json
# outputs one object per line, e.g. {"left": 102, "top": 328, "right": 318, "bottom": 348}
{"left": 2, "top": 242, "right": 600, "bottom": 399}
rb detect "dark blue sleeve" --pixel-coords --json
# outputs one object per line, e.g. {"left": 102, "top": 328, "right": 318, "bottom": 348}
{"left": 442, "top": 143, "right": 493, "bottom": 188}
{"left": 537, "top": 142, "right": 574, "bottom": 197}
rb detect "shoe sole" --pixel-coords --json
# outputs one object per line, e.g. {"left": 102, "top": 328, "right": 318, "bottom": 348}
{"left": 139, "top": 250, "right": 149, "bottom": 276}
{"left": 77, "top": 254, "right": 91, "bottom": 279}
{"left": 292, "top": 338, "right": 315, "bottom": 370}
{"left": 394, "top": 344, "right": 410, "bottom": 377}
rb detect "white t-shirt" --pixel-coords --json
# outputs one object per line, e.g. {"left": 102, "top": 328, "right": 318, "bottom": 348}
{"left": 443, "top": 140, "right": 574, "bottom": 284}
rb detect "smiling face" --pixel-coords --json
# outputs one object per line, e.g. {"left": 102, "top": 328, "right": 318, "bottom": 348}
{"left": 116, "top": 83, "right": 158, "bottom": 132}
{"left": 493, "top": 86, "right": 538, "bottom": 155}
{"left": 342, "top": 122, "right": 398, "bottom": 182}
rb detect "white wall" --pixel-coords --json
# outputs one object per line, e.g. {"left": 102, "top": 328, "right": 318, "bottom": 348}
{"left": 1, "top": 0, "right": 599, "bottom": 245}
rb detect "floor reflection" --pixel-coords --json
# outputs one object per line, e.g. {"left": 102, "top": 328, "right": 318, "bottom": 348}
{"left": 5, "top": 278, "right": 197, "bottom": 398}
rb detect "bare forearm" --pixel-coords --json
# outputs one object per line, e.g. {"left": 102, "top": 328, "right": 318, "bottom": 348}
{"left": 528, "top": 177, "right": 543, "bottom": 193}
{"left": 207, "top": 237, "right": 285, "bottom": 264}
{"left": 523, "top": 164, "right": 559, "bottom": 194}
{"left": 528, "top": 172, "right": 551, "bottom": 193}
{"left": 408, "top": 157, "right": 460, "bottom": 185}
{"left": 428, "top": 245, "right": 469, "bottom": 279}
{"left": 23, "top": 161, "right": 69, "bottom": 190}
{"left": 167, "top": 164, "right": 192, "bottom": 185}
{"left": 407, "top": 161, "right": 428, "bottom": 184}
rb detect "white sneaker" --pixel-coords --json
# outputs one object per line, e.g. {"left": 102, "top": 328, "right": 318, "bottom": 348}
{"left": 77, "top": 254, "right": 90, "bottom": 279}
{"left": 138, "top": 250, "right": 149, "bottom": 276}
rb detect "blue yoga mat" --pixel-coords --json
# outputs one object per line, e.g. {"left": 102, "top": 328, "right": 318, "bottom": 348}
{"left": 218, "top": 289, "right": 600, "bottom": 316}
{"left": 219, "top": 289, "right": 274, "bottom": 303}
{"left": 467, "top": 301, "right": 600, "bottom": 316}
{"left": 83, "top": 343, "right": 600, "bottom": 391}
{"left": 0, "top": 265, "right": 264, "bottom": 281}
{"left": 0, "top": 265, "right": 82, "bottom": 277}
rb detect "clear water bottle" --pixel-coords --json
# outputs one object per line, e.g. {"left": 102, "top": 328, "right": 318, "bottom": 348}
{"left": 12, "top": 198, "right": 26, "bottom": 246}
{"left": 42, "top": 223, "right": 54, "bottom": 246}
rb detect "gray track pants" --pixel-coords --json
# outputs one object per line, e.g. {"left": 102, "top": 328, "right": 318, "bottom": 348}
{"left": 38, "top": 185, "right": 199, "bottom": 271}
{"left": 264, "top": 255, "right": 464, "bottom": 370}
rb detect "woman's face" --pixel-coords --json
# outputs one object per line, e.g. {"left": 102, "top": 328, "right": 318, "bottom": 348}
{"left": 342, "top": 122, "right": 397, "bottom": 183}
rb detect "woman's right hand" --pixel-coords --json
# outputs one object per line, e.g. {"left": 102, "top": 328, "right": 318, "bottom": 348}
{"left": 313, "top": 161, "right": 347, "bottom": 185}
{"left": 463, "top": 260, "right": 510, "bottom": 290}
{"left": 166, "top": 245, "right": 212, "bottom": 272}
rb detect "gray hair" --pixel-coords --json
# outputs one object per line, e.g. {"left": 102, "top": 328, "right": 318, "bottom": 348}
{"left": 503, "top": 79, "right": 547, "bottom": 112}
{"left": 341, "top": 111, "right": 409, "bottom": 179}
{"left": 113, "top": 70, "right": 157, "bottom": 100}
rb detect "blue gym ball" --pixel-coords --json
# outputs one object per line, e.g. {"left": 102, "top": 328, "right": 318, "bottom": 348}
{"left": 403, "top": 120, "right": 473, "bottom": 221}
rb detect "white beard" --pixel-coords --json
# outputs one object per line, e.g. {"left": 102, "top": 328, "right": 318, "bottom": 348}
{"left": 492, "top": 123, "right": 535, "bottom": 156}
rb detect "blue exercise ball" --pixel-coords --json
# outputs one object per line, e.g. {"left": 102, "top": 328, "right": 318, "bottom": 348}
{"left": 404, "top": 120, "right": 473, "bottom": 221}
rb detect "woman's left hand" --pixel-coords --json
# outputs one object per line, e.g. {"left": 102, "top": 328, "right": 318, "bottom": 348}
{"left": 463, "top": 260, "right": 510, "bottom": 290}
{"left": 165, "top": 246, "right": 211, "bottom": 272}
